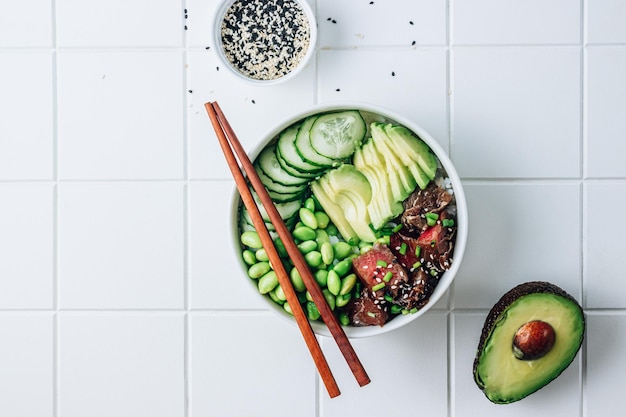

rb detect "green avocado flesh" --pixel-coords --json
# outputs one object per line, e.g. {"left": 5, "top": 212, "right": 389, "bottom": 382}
{"left": 473, "top": 282, "right": 584, "bottom": 404}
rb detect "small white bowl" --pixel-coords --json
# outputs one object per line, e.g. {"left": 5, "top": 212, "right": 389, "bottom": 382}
{"left": 213, "top": 0, "right": 317, "bottom": 85}
{"left": 230, "top": 102, "right": 468, "bottom": 338}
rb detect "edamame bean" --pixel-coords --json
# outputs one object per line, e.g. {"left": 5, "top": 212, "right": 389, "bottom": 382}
{"left": 273, "top": 284, "right": 286, "bottom": 302}
{"left": 332, "top": 241, "right": 353, "bottom": 260}
{"left": 305, "top": 291, "right": 314, "bottom": 302}
{"left": 242, "top": 250, "right": 256, "bottom": 266}
{"left": 315, "top": 229, "right": 330, "bottom": 246}
{"left": 304, "top": 251, "right": 322, "bottom": 268}
{"left": 339, "top": 312, "right": 350, "bottom": 326}
{"left": 274, "top": 238, "right": 288, "bottom": 257}
{"left": 258, "top": 270, "right": 278, "bottom": 294}
{"left": 320, "top": 241, "right": 334, "bottom": 265}
{"left": 333, "top": 258, "right": 352, "bottom": 277}
{"left": 299, "top": 207, "right": 318, "bottom": 230}
{"left": 314, "top": 212, "right": 330, "bottom": 229}
{"left": 336, "top": 293, "right": 352, "bottom": 308}
{"left": 304, "top": 197, "right": 316, "bottom": 212}
{"left": 315, "top": 269, "right": 328, "bottom": 287}
{"left": 283, "top": 302, "right": 293, "bottom": 315}
{"left": 306, "top": 301, "right": 320, "bottom": 321}
{"left": 255, "top": 248, "right": 269, "bottom": 262}
{"left": 297, "top": 240, "right": 317, "bottom": 254}
{"left": 248, "top": 261, "right": 271, "bottom": 279}
{"left": 325, "top": 224, "right": 339, "bottom": 236}
{"left": 293, "top": 226, "right": 316, "bottom": 241}
{"left": 241, "top": 231, "right": 263, "bottom": 249}
{"left": 268, "top": 289, "right": 284, "bottom": 305}
{"left": 322, "top": 289, "right": 336, "bottom": 310}
{"left": 339, "top": 273, "right": 357, "bottom": 296}
{"left": 289, "top": 267, "right": 306, "bottom": 292}
{"left": 327, "top": 270, "right": 341, "bottom": 296}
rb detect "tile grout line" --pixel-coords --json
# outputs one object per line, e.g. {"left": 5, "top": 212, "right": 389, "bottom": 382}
{"left": 51, "top": 0, "right": 60, "bottom": 415}
{"left": 182, "top": 1, "right": 190, "bottom": 416}
{"left": 580, "top": 2, "right": 588, "bottom": 416}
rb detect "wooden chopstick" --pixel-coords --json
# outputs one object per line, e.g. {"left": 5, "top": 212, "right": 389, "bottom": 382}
{"left": 205, "top": 102, "right": 341, "bottom": 398}
{"left": 206, "top": 101, "right": 371, "bottom": 390}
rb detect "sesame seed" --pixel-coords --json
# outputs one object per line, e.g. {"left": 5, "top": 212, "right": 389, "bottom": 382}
{"left": 411, "top": 40, "right": 416, "bottom": 46}
{"left": 409, "top": 20, "right": 414, "bottom": 25}
{"left": 335, "top": 88, "right": 341, "bottom": 92}
{"left": 392, "top": 71, "right": 395, "bottom": 76}
{"left": 188, "top": 90, "right": 193, "bottom": 93}
{"left": 205, "top": 46, "right": 211, "bottom": 50}
{"left": 184, "top": 25, "right": 188, "bottom": 30}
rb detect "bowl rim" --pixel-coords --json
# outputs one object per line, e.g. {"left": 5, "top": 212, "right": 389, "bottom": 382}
{"left": 230, "top": 101, "right": 468, "bottom": 338}
{"left": 213, "top": 0, "right": 318, "bottom": 85}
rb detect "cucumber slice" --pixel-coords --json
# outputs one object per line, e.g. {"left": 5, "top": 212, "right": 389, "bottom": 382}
{"left": 275, "top": 144, "right": 320, "bottom": 179}
{"left": 294, "top": 116, "right": 337, "bottom": 168}
{"left": 256, "top": 144, "right": 309, "bottom": 187}
{"left": 309, "top": 110, "right": 366, "bottom": 160}
{"left": 256, "top": 165, "right": 308, "bottom": 195}
{"left": 276, "top": 123, "right": 325, "bottom": 175}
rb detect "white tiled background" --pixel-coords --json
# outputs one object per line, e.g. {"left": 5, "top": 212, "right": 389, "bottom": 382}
{"left": 1, "top": 0, "right": 625, "bottom": 416}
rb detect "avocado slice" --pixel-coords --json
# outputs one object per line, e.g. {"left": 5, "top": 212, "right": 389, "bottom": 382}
{"left": 473, "top": 281, "right": 584, "bottom": 404}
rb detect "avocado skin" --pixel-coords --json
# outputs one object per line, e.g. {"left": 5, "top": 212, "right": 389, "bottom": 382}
{"left": 473, "top": 281, "right": 585, "bottom": 404}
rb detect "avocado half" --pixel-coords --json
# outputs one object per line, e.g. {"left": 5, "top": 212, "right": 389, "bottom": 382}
{"left": 473, "top": 281, "right": 585, "bottom": 404}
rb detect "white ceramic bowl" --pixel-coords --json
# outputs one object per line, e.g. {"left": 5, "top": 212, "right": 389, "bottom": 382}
{"left": 230, "top": 102, "right": 468, "bottom": 338}
{"left": 213, "top": 0, "right": 317, "bottom": 85}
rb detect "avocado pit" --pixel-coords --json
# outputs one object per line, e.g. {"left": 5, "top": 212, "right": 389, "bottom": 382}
{"left": 512, "top": 320, "right": 556, "bottom": 360}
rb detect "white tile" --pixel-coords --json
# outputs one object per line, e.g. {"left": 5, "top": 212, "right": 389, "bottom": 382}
{"left": 186, "top": 50, "right": 315, "bottom": 180}
{"left": 56, "top": 0, "right": 183, "bottom": 47}
{"left": 0, "top": 52, "right": 53, "bottom": 180}
{"left": 452, "top": 47, "right": 581, "bottom": 178}
{"left": 0, "top": 183, "right": 53, "bottom": 309}
{"left": 0, "top": 0, "right": 52, "bottom": 47}
{"left": 58, "top": 182, "right": 184, "bottom": 309}
{"left": 585, "top": 181, "right": 626, "bottom": 308}
{"left": 188, "top": 181, "right": 267, "bottom": 310}
{"left": 453, "top": 313, "right": 581, "bottom": 416}
{"left": 318, "top": 48, "right": 449, "bottom": 152}
{"left": 0, "top": 314, "right": 53, "bottom": 417}
{"left": 185, "top": 0, "right": 218, "bottom": 48}
{"left": 190, "top": 313, "right": 316, "bottom": 417}
{"left": 321, "top": 312, "right": 448, "bottom": 416}
{"left": 452, "top": 0, "right": 581, "bottom": 45}
{"left": 585, "top": 313, "right": 626, "bottom": 416}
{"left": 586, "top": 0, "right": 626, "bottom": 44}
{"left": 586, "top": 47, "right": 626, "bottom": 178}
{"left": 57, "top": 51, "right": 184, "bottom": 180}
{"left": 318, "top": 0, "right": 446, "bottom": 47}
{"left": 454, "top": 183, "right": 581, "bottom": 309}
{"left": 58, "top": 313, "right": 185, "bottom": 417}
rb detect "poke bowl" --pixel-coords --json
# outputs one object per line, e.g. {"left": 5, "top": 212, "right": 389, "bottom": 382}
{"left": 231, "top": 102, "right": 468, "bottom": 338}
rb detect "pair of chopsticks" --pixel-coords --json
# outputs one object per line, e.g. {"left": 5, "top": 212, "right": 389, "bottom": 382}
{"left": 205, "top": 101, "right": 370, "bottom": 398}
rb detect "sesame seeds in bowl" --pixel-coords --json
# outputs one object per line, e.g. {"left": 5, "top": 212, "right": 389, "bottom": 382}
{"left": 214, "top": 0, "right": 317, "bottom": 85}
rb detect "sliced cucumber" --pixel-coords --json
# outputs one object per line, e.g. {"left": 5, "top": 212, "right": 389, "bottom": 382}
{"left": 276, "top": 123, "right": 325, "bottom": 175}
{"left": 309, "top": 110, "right": 366, "bottom": 160}
{"left": 250, "top": 187, "right": 302, "bottom": 221}
{"left": 275, "top": 144, "right": 320, "bottom": 179}
{"left": 256, "top": 166, "right": 308, "bottom": 195}
{"left": 294, "top": 116, "right": 337, "bottom": 168}
{"left": 256, "top": 144, "right": 309, "bottom": 187}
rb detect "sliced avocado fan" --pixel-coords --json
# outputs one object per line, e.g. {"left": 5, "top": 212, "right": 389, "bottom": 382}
{"left": 473, "top": 281, "right": 585, "bottom": 404}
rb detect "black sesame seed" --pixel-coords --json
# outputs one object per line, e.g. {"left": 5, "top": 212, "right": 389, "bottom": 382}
{"left": 332, "top": 19, "right": 337, "bottom": 23}
{"left": 327, "top": 17, "right": 331, "bottom": 21}
{"left": 370, "top": 1, "right": 374, "bottom": 3}
{"left": 392, "top": 71, "right": 395, "bottom": 76}
{"left": 184, "top": 25, "right": 188, "bottom": 30}
{"left": 184, "top": 8, "right": 188, "bottom": 13}
{"left": 251, "top": 99, "right": 256, "bottom": 104}
{"left": 411, "top": 40, "right": 416, "bottom": 46}
{"left": 216, "top": 66, "right": 220, "bottom": 71}
{"left": 409, "top": 20, "right": 414, "bottom": 25}
{"left": 205, "top": 46, "right": 210, "bottom": 50}
{"left": 335, "top": 88, "right": 341, "bottom": 92}
{"left": 188, "top": 89, "right": 193, "bottom": 93}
